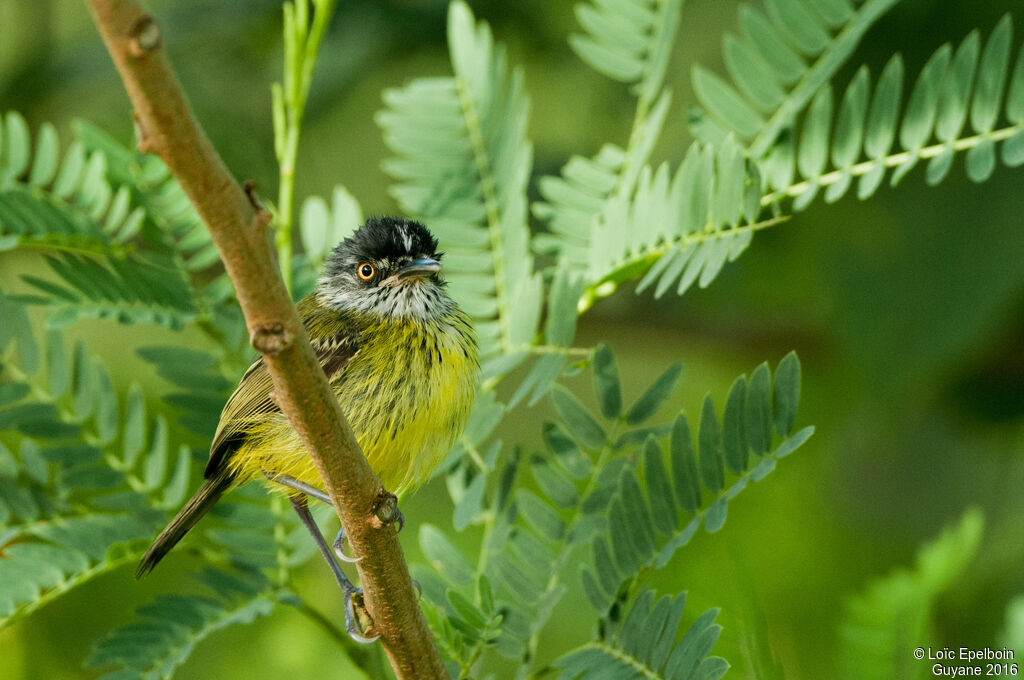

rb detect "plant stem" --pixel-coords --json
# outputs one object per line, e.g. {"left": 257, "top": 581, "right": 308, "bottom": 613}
{"left": 274, "top": 0, "right": 339, "bottom": 295}
{"left": 83, "top": 3, "right": 447, "bottom": 676}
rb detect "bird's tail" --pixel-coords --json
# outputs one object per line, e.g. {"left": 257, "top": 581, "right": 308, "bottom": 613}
{"left": 136, "top": 467, "right": 235, "bottom": 578}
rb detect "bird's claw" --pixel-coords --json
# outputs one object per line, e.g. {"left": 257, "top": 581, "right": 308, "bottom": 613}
{"left": 333, "top": 525, "right": 362, "bottom": 563}
{"left": 345, "top": 588, "right": 380, "bottom": 644}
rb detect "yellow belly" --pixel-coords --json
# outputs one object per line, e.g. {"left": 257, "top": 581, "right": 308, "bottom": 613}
{"left": 226, "top": 315, "right": 477, "bottom": 497}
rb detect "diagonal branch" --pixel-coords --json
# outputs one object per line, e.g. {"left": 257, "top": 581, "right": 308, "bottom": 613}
{"left": 82, "top": 2, "right": 446, "bottom": 677}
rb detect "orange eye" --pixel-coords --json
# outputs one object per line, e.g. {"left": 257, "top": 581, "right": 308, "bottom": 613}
{"left": 357, "top": 263, "right": 375, "bottom": 281}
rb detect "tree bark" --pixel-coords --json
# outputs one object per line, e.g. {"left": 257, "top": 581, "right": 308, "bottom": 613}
{"left": 83, "top": 2, "right": 447, "bottom": 677}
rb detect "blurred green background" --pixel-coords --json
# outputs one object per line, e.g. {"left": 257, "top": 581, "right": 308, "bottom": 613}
{"left": 2, "top": 0, "right": 1023, "bottom": 678}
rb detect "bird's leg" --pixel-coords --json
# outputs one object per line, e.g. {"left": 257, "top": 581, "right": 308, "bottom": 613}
{"left": 266, "top": 472, "right": 331, "bottom": 503}
{"left": 265, "top": 472, "right": 360, "bottom": 562}
{"left": 288, "top": 495, "right": 379, "bottom": 644}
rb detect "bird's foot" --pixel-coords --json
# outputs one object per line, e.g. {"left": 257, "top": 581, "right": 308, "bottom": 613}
{"left": 288, "top": 495, "right": 377, "bottom": 644}
{"left": 373, "top": 489, "right": 404, "bottom": 533}
{"left": 344, "top": 588, "right": 380, "bottom": 644}
{"left": 333, "top": 525, "right": 361, "bottom": 563}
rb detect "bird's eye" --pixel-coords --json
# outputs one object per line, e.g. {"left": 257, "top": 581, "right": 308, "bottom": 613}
{"left": 357, "top": 263, "right": 375, "bottom": 281}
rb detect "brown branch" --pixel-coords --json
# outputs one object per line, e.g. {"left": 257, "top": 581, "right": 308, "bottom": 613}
{"left": 83, "top": 2, "right": 447, "bottom": 677}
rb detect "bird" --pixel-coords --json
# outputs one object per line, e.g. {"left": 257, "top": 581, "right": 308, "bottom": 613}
{"left": 136, "top": 216, "right": 478, "bottom": 640}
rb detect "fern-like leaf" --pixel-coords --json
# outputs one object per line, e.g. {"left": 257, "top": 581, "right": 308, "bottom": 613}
{"left": 690, "top": 0, "right": 901, "bottom": 157}
{"left": 534, "top": 0, "right": 684, "bottom": 273}
{"left": 554, "top": 591, "right": 728, "bottom": 680}
{"left": 580, "top": 352, "right": 813, "bottom": 610}
{"left": 0, "top": 112, "right": 198, "bottom": 328}
{"left": 563, "top": 135, "right": 773, "bottom": 309}
{"left": 0, "top": 512, "right": 163, "bottom": 629}
{"left": 0, "top": 291, "right": 214, "bottom": 627}
{"left": 839, "top": 508, "right": 984, "bottom": 680}
{"left": 72, "top": 120, "right": 224, "bottom": 278}
{"left": 86, "top": 567, "right": 276, "bottom": 680}
{"left": 569, "top": 0, "right": 683, "bottom": 100}
{"left": 762, "top": 15, "right": 1024, "bottom": 210}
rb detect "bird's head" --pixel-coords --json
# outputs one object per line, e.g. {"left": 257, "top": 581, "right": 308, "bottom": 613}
{"left": 317, "top": 216, "right": 452, "bottom": 321}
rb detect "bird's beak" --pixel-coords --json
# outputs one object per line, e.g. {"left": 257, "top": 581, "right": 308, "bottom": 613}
{"left": 397, "top": 257, "right": 441, "bottom": 280}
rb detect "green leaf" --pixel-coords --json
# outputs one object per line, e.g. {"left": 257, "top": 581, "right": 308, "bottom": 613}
{"left": 453, "top": 471, "right": 486, "bottom": 531}
{"left": 772, "top": 352, "right": 801, "bottom": 437}
{"left": 87, "top": 583, "right": 275, "bottom": 680}
{"left": 27, "top": 122, "right": 60, "bottom": 188}
{"left": 864, "top": 54, "right": 904, "bottom": 161}
{"left": 591, "top": 535, "right": 622, "bottom": 600}
{"left": 19, "top": 440, "right": 48, "bottom": 485}
{"left": 704, "top": 497, "right": 729, "bottom": 534}
{"left": 617, "top": 471, "right": 657, "bottom": 561}
{"left": 670, "top": 414, "right": 700, "bottom": 513}
{"left": 44, "top": 329, "right": 69, "bottom": 399}
{"left": 531, "top": 455, "right": 578, "bottom": 509}
{"left": 12, "top": 301, "right": 39, "bottom": 376}
{"left": 0, "top": 382, "right": 29, "bottom": 407}
{"left": 926, "top": 146, "right": 955, "bottom": 185}
{"left": 798, "top": 86, "right": 833, "bottom": 182}
{"left": 569, "top": 35, "right": 643, "bottom": 83}
{"left": 723, "top": 33, "right": 786, "bottom": 112}
{"left": 745, "top": 363, "right": 772, "bottom": 456}
{"left": 592, "top": 343, "right": 622, "bottom": 419}
{"left": 71, "top": 341, "right": 94, "bottom": 419}
{"left": 722, "top": 376, "right": 748, "bottom": 475}
{"left": 0, "top": 442, "right": 16, "bottom": 484}
{"left": 447, "top": 589, "right": 487, "bottom": 632}
{"left": 515, "top": 489, "right": 566, "bottom": 542}
{"left": 162, "top": 445, "right": 191, "bottom": 507}
{"left": 967, "top": 137, "right": 997, "bottom": 182}
{"left": 692, "top": 66, "right": 765, "bottom": 138}
{"left": 935, "top": 31, "right": 980, "bottom": 143}
{"left": 554, "top": 593, "right": 725, "bottom": 680}
{"left": 4, "top": 112, "right": 31, "bottom": 178}
{"left": 420, "top": 524, "right": 474, "bottom": 585}
{"left": 542, "top": 421, "right": 592, "bottom": 479}
{"left": 122, "top": 383, "right": 146, "bottom": 468}
{"left": 625, "top": 362, "right": 683, "bottom": 425}
{"left": 971, "top": 14, "right": 1012, "bottom": 134}
{"left": 580, "top": 567, "right": 609, "bottom": 611}
{"left": 840, "top": 509, "right": 984, "bottom": 680}
{"left": 833, "top": 66, "right": 869, "bottom": 168}
{"left": 899, "top": 43, "right": 950, "bottom": 153}
{"left": 143, "top": 416, "right": 169, "bottom": 490}
{"left": 545, "top": 264, "right": 584, "bottom": 347}
{"left": 697, "top": 396, "right": 725, "bottom": 493}
{"left": 1003, "top": 128, "right": 1024, "bottom": 166}
{"left": 738, "top": 6, "right": 804, "bottom": 86}
{"left": 550, "top": 385, "right": 606, "bottom": 450}
{"left": 643, "top": 436, "right": 677, "bottom": 536}
{"left": 93, "top": 363, "right": 118, "bottom": 445}
{"left": 764, "top": 0, "right": 830, "bottom": 57}
{"left": 1008, "top": 41, "right": 1024, "bottom": 122}
{"left": 509, "top": 353, "right": 566, "bottom": 408}
{"left": 608, "top": 495, "right": 640, "bottom": 575}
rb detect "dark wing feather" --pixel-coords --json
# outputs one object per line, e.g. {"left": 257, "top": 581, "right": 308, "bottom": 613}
{"left": 204, "top": 297, "right": 360, "bottom": 478}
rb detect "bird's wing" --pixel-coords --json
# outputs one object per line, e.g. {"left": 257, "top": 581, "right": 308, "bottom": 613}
{"left": 204, "top": 299, "right": 360, "bottom": 479}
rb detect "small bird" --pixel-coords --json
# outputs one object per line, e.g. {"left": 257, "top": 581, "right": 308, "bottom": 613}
{"left": 137, "top": 216, "right": 478, "bottom": 640}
